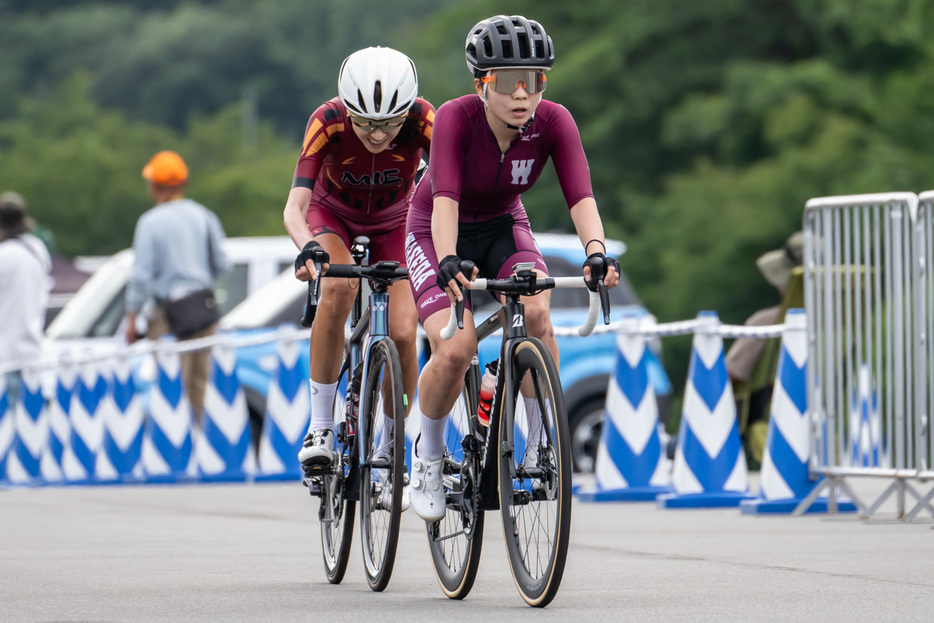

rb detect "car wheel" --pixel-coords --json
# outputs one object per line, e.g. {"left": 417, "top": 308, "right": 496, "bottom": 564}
{"left": 569, "top": 397, "right": 606, "bottom": 474}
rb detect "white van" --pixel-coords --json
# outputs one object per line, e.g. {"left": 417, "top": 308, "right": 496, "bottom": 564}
{"left": 46, "top": 236, "right": 297, "bottom": 341}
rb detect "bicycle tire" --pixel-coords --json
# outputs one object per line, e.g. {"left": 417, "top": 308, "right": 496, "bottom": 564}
{"left": 498, "top": 338, "right": 572, "bottom": 607}
{"left": 320, "top": 360, "right": 356, "bottom": 584}
{"left": 358, "top": 339, "right": 405, "bottom": 591}
{"left": 427, "top": 362, "right": 485, "bottom": 599}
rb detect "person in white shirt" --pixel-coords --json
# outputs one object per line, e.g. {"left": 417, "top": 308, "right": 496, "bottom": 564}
{"left": 0, "top": 191, "right": 52, "bottom": 403}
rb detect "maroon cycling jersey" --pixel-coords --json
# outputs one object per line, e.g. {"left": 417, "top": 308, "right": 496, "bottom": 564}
{"left": 409, "top": 94, "right": 593, "bottom": 225}
{"left": 293, "top": 96, "right": 433, "bottom": 221}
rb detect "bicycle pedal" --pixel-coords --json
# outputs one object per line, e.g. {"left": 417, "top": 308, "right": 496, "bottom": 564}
{"left": 303, "top": 477, "right": 323, "bottom": 497}
{"left": 302, "top": 462, "right": 329, "bottom": 476}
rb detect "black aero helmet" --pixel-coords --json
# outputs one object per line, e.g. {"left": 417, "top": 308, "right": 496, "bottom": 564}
{"left": 465, "top": 15, "right": 555, "bottom": 77}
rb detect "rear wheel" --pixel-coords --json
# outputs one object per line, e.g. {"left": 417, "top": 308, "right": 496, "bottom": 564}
{"left": 427, "top": 362, "right": 485, "bottom": 599}
{"left": 498, "top": 338, "right": 571, "bottom": 607}
{"left": 359, "top": 339, "right": 405, "bottom": 591}
{"left": 320, "top": 361, "right": 356, "bottom": 584}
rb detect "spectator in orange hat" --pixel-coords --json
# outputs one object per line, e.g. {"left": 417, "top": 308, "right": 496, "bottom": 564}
{"left": 125, "top": 151, "right": 229, "bottom": 423}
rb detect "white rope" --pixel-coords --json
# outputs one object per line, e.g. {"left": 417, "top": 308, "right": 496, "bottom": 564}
{"left": 0, "top": 326, "right": 310, "bottom": 375}
{"left": 1, "top": 315, "right": 791, "bottom": 376}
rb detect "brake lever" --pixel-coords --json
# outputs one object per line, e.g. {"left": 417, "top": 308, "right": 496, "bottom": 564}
{"left": 300, "top": 261, "right": 323, "bottom": 328}
{"left": 454, "top": 289, "right": 465, "bottom": 330}
{"left": 597, "top": 281, "right": 611, "bottom": 325}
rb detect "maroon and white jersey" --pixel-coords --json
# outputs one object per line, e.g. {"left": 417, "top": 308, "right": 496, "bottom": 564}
{"left": 408, "top": 94, "right": 593, "bottom": 227}
{"left": 292, "top": 96, "right": 433, "bottom": 221}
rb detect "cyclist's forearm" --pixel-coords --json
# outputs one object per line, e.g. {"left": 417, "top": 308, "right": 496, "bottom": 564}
{"left": 283, "top": 186, "right": 314, "bottom": 249}
{"left": 569, "top": 197, "right": 606, "bottom": 255}
{"left": 431, "top": 197, "right": 460, "bottom": 259}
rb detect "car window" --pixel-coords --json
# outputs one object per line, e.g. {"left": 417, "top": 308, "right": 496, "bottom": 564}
{"left": 89, "top": 284, "right": 129, "bottom": 337}
{"left": 45, "top": 252, "right": 131, "bottom": 339}
{"left": 214, "top": 262, "right": 249, "bottom": 315}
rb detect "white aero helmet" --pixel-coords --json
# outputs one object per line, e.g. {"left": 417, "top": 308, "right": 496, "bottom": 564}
{"left": 338, "top": 47, "right": 419, "bottom": 120}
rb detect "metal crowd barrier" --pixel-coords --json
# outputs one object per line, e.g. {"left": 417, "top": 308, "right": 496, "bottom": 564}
{"left": 800, "top": 192, "right": 934, "bottom": 520}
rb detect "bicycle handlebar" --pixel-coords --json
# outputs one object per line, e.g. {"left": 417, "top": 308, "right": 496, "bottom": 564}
{"left": 439, "top": 275, "right": 605, "bottom": 340}
{"left": 301, "top": 262, "right": 409, "bottom": 328}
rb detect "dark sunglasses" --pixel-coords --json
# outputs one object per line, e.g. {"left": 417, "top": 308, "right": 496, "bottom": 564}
{"left": 348, "top": 113, "right": 408, "bottom": 132}
{"left": 480, "top": 69, "right": 547, "bottom": 95}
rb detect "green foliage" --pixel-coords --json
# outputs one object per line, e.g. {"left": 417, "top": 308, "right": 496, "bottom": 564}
{"left": 0, "top": 72, "right": 297, "bottom": 256}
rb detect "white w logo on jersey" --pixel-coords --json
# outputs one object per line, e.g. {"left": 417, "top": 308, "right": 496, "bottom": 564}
{"left": 511, "top": 159, "right": 535, "bottom": 185}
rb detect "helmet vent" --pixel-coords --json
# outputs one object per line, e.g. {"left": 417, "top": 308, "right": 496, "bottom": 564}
{"left": 533, "top": 40, "right": 545, "bottom": 58}
{"left": 356, "top": 90, "right": 367, "bottom": 113}
{"left": 387, "top": 91, "right": 398, "bottom": 114}
{"left": 503, "top": 40, "right": 514, "bottom": 59}
{"left": 373, "top": 81, "right": 382, "bottom": 111}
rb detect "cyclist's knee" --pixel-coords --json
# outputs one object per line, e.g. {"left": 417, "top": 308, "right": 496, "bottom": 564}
{"left": 318, "top": 280, "right": 355, "bottom": 316}
{"left": 429, "top": 335, "right": 475, "bottom": 375}
{"left": 389, "top": 321, "right": 418, "bottom": 351}
{"left": 525, "top": 300, "right": 554, "bottom": 340}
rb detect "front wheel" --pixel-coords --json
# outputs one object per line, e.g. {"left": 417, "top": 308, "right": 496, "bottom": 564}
{"left": 427, "top": 362, "right": 485, "bottom": 599}
{"left": 498, "top": 338, "right": 572, "bottom": 608}
{"left": 320, "top": 361, "right": 356, "bottom": 584}
{"left": 359, "top": 339, "right": 405, "bottom": 592}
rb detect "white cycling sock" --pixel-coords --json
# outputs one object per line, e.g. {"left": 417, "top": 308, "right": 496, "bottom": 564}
{"left": 417, "top": 409, "right": 448, "bottom": 460}
{"left": 377, "top": 409, "right": 394, "bottom": 455}
{"left": 524, "top": 396, "right": 545, "bottom": 446}
{"left": 308, "top": 379, "right": 338, "bottom": 433}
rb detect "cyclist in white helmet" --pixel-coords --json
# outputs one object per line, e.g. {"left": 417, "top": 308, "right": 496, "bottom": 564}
{"left": 284, "top": 47, "right": 434, "bottom": 480}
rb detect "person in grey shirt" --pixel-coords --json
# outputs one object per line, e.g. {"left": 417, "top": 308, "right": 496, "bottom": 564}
{"left": 125, "top": 151, "right": 228, "bottom": 423}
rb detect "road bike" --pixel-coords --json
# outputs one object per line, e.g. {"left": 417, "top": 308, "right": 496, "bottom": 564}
{"left": 300, "top": 236, "right": 409, "bottom": 591}
{"left": 427, "top": 261, "right": 610, "bottom": 607}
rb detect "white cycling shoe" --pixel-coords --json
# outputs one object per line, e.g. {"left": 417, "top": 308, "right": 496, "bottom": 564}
{"left": 409, "top": 449, "right": 445, "bottom": 522}
{"left": 374, "top": 447, "right": 411, "bottom": 512}
{"left": 298, "top": 428, "right": 335, "bottom": 469}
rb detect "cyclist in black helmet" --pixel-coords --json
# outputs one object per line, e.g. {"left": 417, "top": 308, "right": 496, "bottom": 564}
{"left": 403, "top": 15, "right": 620, "bottom": 520}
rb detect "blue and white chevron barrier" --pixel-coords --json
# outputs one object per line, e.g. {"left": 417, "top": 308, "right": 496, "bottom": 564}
{"left": 0, "top": 374, "right": 10, "bottom": 485}
{"left": 740, "top": 310, "right": 857, "bottom": 514}
{"left": 199, "top": 344, "right": 255, "bottom": 481}
{"left": 99, "top": 354, "right": 145, "bottom": 482}
{"left": 849, "top": 363, "right": 885, "bottom": 468}
{"left": 7, "top": 368, "right": 49, "bottom": 485}
{"left": 658, "top": 311, "right": 753, "bottom": 508}
{"left": 257, "top": 333, "right": 309, "bottom": 480}
{"left": 143, "top": 345, "right": 195, "bottom": 482}
{"left": 579, "top": 312, "right": 672, "bottom": 502}
{"left": 60, "top": 359, "right": 109, "bottom": 483}
{"left": 44, "top": 358, "right": 77, "bottom": 484}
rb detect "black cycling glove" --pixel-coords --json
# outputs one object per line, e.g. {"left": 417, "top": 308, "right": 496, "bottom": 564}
{"left": 294, "top": 240, "right": 330, "bottom": 273}
{"left": 582, "top": 252, "right": 619, "bottom": 292}
{"left": 436, "top": 255, "right": 477, "bottom": 290}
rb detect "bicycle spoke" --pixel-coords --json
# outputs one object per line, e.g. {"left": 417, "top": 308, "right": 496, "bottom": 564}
{"left": 426, "top": 367, "right": 484, "bottom": 600}
{"left": 359, "top": 340, "right": 404, "bottom": 592}
{"left": 319, "top": 364, "right": 355, "bottom": 584}
{"left": 499, "top": 339, "right": 571, "bottom": 607}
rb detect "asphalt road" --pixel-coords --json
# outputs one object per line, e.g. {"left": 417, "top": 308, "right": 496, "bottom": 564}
{"left": 1, "top": 477, "right": 933, "bottom": 622}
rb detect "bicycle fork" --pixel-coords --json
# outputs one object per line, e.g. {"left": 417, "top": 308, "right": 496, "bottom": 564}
{"left": 357, "top": 290, "right": 391, "bottom": 473}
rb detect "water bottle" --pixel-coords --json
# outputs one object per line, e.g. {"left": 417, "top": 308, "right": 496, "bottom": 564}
{"left": 477, "top": 360, "right": 498, "bottom": 427}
